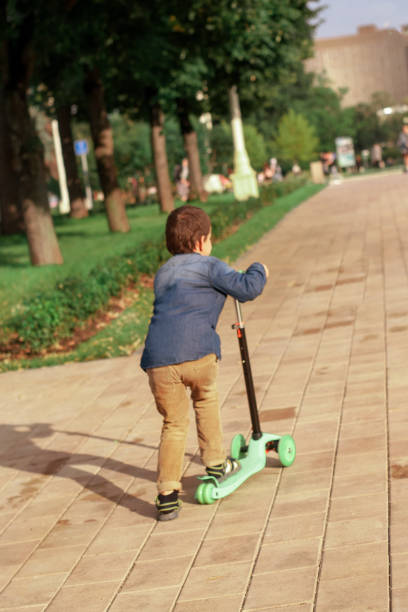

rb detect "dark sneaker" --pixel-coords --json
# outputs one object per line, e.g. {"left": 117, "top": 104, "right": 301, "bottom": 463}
{"left": 155, "top": 490, "right": 182, "bottom": 521}
{"left": 206, "top": 457, "right": 241, "bottom": 483}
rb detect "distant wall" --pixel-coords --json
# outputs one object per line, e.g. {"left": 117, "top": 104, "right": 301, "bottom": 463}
{"left": 304, "top": 25, "right": 408, "bottom": 107}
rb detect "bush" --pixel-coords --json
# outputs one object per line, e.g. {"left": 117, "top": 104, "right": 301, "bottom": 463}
{"left": 260, "top": 175, "right": 308, "bottom": 204}
{"left": 9, "top": 239, "right": 168, "bottom": 353}
{"left": 209, "top": 197, "right": 262, "bottom": 240}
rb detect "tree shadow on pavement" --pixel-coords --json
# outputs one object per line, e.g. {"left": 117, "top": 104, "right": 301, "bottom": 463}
{"left": 0, "top": 423, "right": 160, "bottom": 519}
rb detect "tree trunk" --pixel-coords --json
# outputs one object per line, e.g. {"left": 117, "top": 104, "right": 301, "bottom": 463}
{"left": 150, "top": 103, "right": 174, "bottom": 213}
{"left": 229, "top": 85, "right": 258, "bottom": 201}
{"left": 4, "top": 31, "right": 63, "bottom": 264}
{"left": 84, "top": 67, "right": 130, "bottom": 232}
{"left": 0, "top": 56, "right": 23, "bottom": 235}
{"left": 177, "top": 98, "right": 207, "bottom": 202}
{"left": 56, "top": 105, "right": 88, "bottom": 219}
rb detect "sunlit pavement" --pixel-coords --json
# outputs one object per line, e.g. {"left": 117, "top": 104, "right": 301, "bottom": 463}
{"left": 1, "top": 171, "right": 407, "bottom": 610}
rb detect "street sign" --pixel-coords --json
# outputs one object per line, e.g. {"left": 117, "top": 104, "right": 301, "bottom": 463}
{"left": 335, "top": 137, "right": 355, "bottom": 168}
{"left": 74, "top": 139, "right": 88, "bottom": 156}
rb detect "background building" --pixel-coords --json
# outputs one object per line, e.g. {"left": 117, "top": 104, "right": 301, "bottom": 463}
{"left": 305, "top": 25, "right": 408, "bottom": 107}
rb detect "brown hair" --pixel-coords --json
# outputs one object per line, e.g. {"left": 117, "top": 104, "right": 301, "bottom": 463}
{"left": 165, "top": 205, "right": 211, "bottom": 255}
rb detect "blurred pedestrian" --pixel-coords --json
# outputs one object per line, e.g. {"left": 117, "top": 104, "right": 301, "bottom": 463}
{"left": 397, "top": 119, "right": 408, "bottom": 173}
{"left": 176, "top": 157, "right": 189, "bottom": 201}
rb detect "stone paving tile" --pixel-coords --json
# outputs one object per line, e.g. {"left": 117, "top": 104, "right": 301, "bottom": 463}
{"left": 47, "top": 581, "right": 121, "bottom": 611}
{"left": 244, "top": 605, "right": 312, "bottom": 612}
{"left": 194, "top": 533, "right": 259, "bottom": 567}
{"left": 264, "top": 512, "right": 326, "bottom": 544}
{"left": 0, "top": 607, "right": 45, "bottom": 612}
{"left": 324, "top": 515, "right": 388, "bottom": 549}
{"left": 122, "top": 554, "right": 193, "bottom": 592}
{"left": 178, "top": 560, "right": 252, "bottom": 601}
{"left": 244, "top": 567, "right": 316, "bottom": 609}
{"left": 314, "top": 573, "right": 389, "bottom": 611}
{"left": 330, "top": 471, "right": 387, "bottom": 498}
{"left": 205, "top": 508, "right": 267, "bottom": 539}
{"left": 393, "top": 586, "right": 408, "bottom": 612}
{"left": 85, "top": 523, "right": 150, "bottom": 554}
{"left": 109, "top": 586, "right": 179, "bottom": 611}
{"left": 320, "top": 541, "right": 388, "bottom": 581}
{"left": 391, "top": 552, "right": 408, "bottom": 588}
{"left": 174, "top": 594, "right": 243, "bottom": 611}
{"left": 17, "top": 545, "right": 84, "bottom": 578}
{"left": 254, "top": 538, "right": 321, "bottom": 573}
{"left": 328, "top": 492, "right": 388, "bottom": 522}
{"left": 0, "top": 572, "right": 67, "bottom": 608}
{"left": 64, "top": 550, "right": 135, "bottom": 585}
{"left": 137, "top": 528, "right": 205, "bottom": 561}
{"left": 271, "top": 490, "right": 328, "bottom": 519}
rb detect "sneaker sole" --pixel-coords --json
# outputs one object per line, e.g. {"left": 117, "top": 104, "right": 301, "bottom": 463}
{"left": 157, "top": 508, "right": 180, "bottom": 521}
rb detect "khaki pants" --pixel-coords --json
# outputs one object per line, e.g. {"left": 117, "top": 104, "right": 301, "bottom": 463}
{"left": 147, "top": 353, "right": 226, "bottom": 492}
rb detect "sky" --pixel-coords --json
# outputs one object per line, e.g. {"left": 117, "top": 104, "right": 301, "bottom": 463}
{"left": 314, "top": 0, "right": 408, "bottom": 38}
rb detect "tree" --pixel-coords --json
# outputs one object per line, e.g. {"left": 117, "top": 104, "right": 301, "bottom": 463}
{"left": 274, "top": 109, "right": 319, "bottom": 166}
{"left": 2, "top": 2, "right": 63, "bottom": 264}
{"left": 150, "top": 99, "right": 174, "bottom": 213}
{"left": 84, "top": 67, "right": 130, "bottom": 230}
{"left": 185, "top": 0, "right": 320, "bottom": 196}
{"left": 104, "top": 1, "right": 179, "bottom": 213}
{"left": 209, "top": 121, "right": 266, "bottom": 172}
{"left": 0, "top": 43, "right": 23, "bottom": 235}
{"left": 292, "top": 84, "right": 355, "bottom": 152}
{"left": 33, "top": 0, "right": 131, "bottom": 230}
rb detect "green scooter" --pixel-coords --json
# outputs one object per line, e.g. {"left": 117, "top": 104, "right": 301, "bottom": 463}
{"left": 195, "top": 298, "right": 296, "bottom": 505}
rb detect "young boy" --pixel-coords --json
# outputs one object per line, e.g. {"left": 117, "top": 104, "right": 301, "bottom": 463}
{"left": 141, "top": 205, "right": 268, "bottom": 520}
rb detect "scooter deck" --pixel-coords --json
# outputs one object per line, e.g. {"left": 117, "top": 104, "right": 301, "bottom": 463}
{"left": 195, "top": 433, "right": 281, "bottom": 503}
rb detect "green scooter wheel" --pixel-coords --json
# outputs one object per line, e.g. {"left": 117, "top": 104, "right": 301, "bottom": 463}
{"left": 231, "top": 433, "right": 247, "bottom": 460}
{"left": 278, "top": 435, "right": 296, "bottom": 467}
{"left": 195, "top": 481, "right": 216, "bottom": 505}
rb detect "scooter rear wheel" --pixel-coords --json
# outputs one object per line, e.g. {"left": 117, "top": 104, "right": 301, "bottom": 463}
{"left": 230, "top": 433, "right": 247, "bottom": 460}
{"left": 195, "top": 481, "right": 216, "bottom": 505}
{"left": 278, "top": 435, "right": 296, "bottom": 467}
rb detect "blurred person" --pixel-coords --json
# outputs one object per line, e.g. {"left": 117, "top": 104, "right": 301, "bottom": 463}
{"left": 397, "top": 119, "right": 408, "bottom": 173}
{"left": 176, "top": 157, "right": 189, "bottom": 201}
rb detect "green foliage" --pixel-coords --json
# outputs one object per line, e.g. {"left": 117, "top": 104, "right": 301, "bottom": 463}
{"left": 291, "top": 85, "right": 355, "bottom": 152}
{"left": 209, "top": 121, "right": 266, "bottom": 172}
{"left": 353, "top": 94, "right": 406, "bottom": 152}
{"left": 243, "top": 125, "right": 267, "bottom": 170}
{"left": 274, "top": 109, "right": 319, "bottom": 165}
{"left": 209, "top": 122, "right": 233, "bottom": 172}
{"left": 110, "top": 113, "right": 152, "bottom": 185}
{"left": 209, "top": 197, "right": 261, "bottom": 240}
{"left": 259, "top": 175, "right": 308, "bottom": 204}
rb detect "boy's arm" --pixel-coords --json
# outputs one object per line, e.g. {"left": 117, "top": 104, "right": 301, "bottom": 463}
{"left": 208, "top": 258, "right": 267, "bottom": 302}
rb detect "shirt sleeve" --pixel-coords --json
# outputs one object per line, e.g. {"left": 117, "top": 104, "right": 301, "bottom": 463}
{"left": 207, "top": 257, "right": 267, "bottom": 302}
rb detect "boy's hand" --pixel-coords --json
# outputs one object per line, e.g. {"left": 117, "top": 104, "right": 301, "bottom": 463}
{"left": 262, "top": 264, "right": 269, "bottom": 278}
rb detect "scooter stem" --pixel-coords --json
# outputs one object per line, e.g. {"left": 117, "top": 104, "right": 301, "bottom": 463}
{"left": 234, "top": 300, "right": 262, "bottom": 439}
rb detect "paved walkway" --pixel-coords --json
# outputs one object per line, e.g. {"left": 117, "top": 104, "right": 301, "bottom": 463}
{"left": 1, "top": 172, "right": 408, "bottom": 611}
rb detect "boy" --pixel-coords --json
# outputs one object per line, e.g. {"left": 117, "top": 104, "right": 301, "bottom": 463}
{"left": 141, "top": 205, "right": 268, "bottom": 520}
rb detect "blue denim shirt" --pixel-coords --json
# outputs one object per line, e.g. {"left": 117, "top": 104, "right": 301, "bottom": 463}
{"left": 140, "top": 254, "right": 266, "bottom": 370}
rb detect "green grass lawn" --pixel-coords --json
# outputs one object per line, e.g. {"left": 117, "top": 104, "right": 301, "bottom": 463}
{"left": 0, "top": 203, "right": 167, "bottom": 322}
{"left": 0, "top": 183, "right": 325, "bottom": 372}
